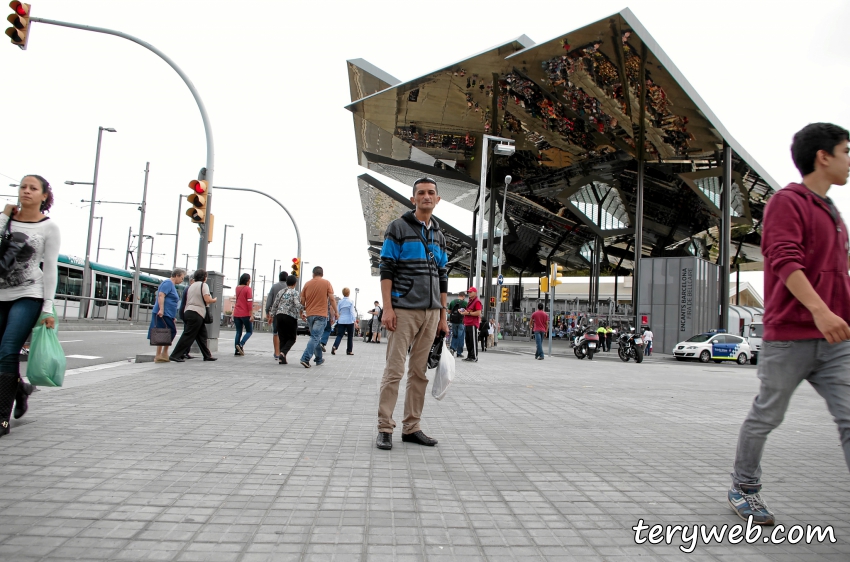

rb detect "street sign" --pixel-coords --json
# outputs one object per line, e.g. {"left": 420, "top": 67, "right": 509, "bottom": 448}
{"left": 497, "top": 274, "right": 504, "bottom": 285}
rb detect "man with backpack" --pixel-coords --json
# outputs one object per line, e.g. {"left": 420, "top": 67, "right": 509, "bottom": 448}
{"left": 447, "top": 291, "right": 467, "bottom": 357}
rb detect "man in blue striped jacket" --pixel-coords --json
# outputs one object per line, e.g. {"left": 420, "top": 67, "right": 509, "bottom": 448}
{"left": 376, "top": 177, "right": 449, "bottom": 450}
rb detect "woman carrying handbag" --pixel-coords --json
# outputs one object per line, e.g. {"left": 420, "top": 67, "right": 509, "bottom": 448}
{"left": 0, "top": 175, "right": 61, "bottom": 437}
{"left": 169, "top": 269, "right": 217, "bottom": 362}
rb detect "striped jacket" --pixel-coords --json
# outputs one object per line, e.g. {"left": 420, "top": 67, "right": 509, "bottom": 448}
{"left": 379, "top": 211, "right": 448, "bottom": 310}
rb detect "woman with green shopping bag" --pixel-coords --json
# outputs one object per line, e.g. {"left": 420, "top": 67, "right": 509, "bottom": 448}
{"left": 0, "top": 175, "right": 61, "bottom": 437}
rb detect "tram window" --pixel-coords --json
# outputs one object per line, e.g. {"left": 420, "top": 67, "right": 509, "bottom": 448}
{"left": 108, "top": 277, "right": 121, "bottom": 302}
{"left": 94, "top": 275, "right": 108, "bottom": 305}
{"left": 140, "top": 283, "right": 157, "bottom": 305}
{"left": 57, "top": 266, "right": 83, "bottom": 297}
{"left": 121, "top": 280, "right": 133, "bottom": 302}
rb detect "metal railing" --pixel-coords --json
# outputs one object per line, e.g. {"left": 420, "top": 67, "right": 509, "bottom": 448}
{"left": 55, "top": 294, "right": 155, "bottom": 323}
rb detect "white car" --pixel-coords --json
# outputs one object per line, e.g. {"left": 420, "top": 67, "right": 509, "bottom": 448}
{"left": 672, "top": 331, "right": 751, "bottom": 365}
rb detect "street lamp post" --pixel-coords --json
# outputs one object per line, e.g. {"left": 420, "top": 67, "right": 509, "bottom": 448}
{"left": 221, "top": 224, "right": 234, "bottom": 275}
{"left": 94, "top": 216, "right": 103, "bottom": 262}
{"left": 66, "top": 125, "right": 116, "bottom": 318}
{"left": 148, "top": 235, "right": 155, "bottom": 269}
{"left": 355, "top": 288, "right": 360, "bottom": 318}
{"left": 156, "top": 232, "right": 178, "bottom": 270}
{"left": 237, "top": 234, "right": 243, "bottom": 278}
{"left": 131, "top": 163, "right": 150, "bottom": 321}
{"left": 474, "top": 135, "right": 515, "bottom": 291}
{"left": 173, "top": 194, "right": 182, "bottom": 270}
{"left": 492, "top": 175, "right": 512, "bottom": 340}
{"left": 251, "top": 243, "right": 261, "bottom": 296}
{"left": 271, "top": 259, "right": 279, "bottom": 287}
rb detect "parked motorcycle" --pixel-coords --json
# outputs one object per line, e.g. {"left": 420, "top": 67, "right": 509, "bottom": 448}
{"left": 572, "top": 327, "right": 600, "bottom": 360}
{"left": 617, "top": 331, "right": 644, "bottom": 363}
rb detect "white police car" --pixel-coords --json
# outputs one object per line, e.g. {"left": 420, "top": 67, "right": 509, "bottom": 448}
{"left": 672, "top": 330, "right": 751, "bottom": 364}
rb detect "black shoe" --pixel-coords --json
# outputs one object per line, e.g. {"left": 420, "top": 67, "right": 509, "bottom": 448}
{"left": 376, "top": 432, "right": 392, "bottom": 450}
{"left": 0, "top": 420, "right": 8, "bottom": 437}
{"left": 0, "top": 372, "right": 18, "bottom": 436}
{"left": 13, "top": 379, "right": 33, "bottom": 419}
{"left": 279, "top": 355, "right": 287, "bottom": 364}
{"left": 236, "top": 344, "right": 245, "bottom": 356}
{"left": 320, "top": 344, "right": 326, "bottom": 352}
{"left": 184, "top": 354, "right": 194, "bottom": 360}
{"left": 170, "top": 356, "right": 185, "bottom": 362}
{"left": 401, "top": 430, "right": 438, "bottom": 446}
{"left": 203, "top": 356, "right": 217, "bottom": 361}
{"left": 462, "top": 357, "right": 476, "bottom": 362}
{"left": 234, "top": 351, "right": 241, "bottom": 356}
{"left": 331, "top": 347, "right": 336, "bottom": 355}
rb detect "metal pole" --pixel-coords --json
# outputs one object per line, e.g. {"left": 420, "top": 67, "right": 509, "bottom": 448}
{"left": 475, "top": 144, "right": 489, "bottom": 290}
{"left": 173, "top": 193, "right": 181, "bottom": 270}
{"left": 213, "top": 186, "right": 303, "bottom": 289}
{"left": 632, "top": 44, "right": 648, "bottom": 330}
{"left": 736, "top": 264, "right": 740, "bottom": 306}
{"left": 272, "top": 259, "right": 279, "bottom": 287}
{"left": 30, "top": 17, "right": 215, "bottom": 271}
{"left": 148, "top": 236, "right": 155, "bottom": 269}
{"left": 721, "top": 142, "right": 732, "bottom": 330}
{"left": 125, "top": 226, "right": 132, "bottom": 269}
{"left": 95, "top": 217, "right": 103, "bottom": 262}
{"left": 221, "top": 224, "right": 230, "bottom": 274}
{"left": 548, "top": 262, "right": 554, "bottom": 356}
{"left": 251, "top": 243, "right": 260, "bottom": 296}
{"left": 237, "top": 234, "right": 243, "bottom": 278}
{"left": 484, "top": 166, "right": 498, "bottom": 321}
{"left": 132, "top": 162, "right": 149, "bottom": 321}
{"left": 81, "top": 126, "right": 105, "bottom": 318}
{"left": 493, "top": 175, "right": 511, "bottom": 336}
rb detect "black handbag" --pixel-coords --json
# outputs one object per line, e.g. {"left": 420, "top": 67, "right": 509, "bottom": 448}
{"left": 427, "top": 332, "right": 446, "bottom": 370}
{"left": 149, "top": 316, "right": 173, "bottom": 346}
{"left": 0, "top": 218, "right": 27, "bottom": 276}
{"left": 204, "top": 306, "right": 213, "bottom": 324}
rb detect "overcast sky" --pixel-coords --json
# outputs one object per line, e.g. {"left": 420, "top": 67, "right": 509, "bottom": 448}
{"left": 2, "top": 0, "right": 848, "bottom": 302}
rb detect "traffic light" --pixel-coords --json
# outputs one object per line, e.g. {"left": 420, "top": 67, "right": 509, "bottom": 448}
{"left": 291, "top": 257, "right": 300, "bottom": 276}
{"left": 500, "top": 287, "right": 509, "bottom": 302}
{"left": 551, "top": 263, "right": 564, "bottom": 286}
{"left": 5, "top": 1, "right": 31, "bottom": 50}
{"left": 186, "top": 179, "right": 208, "bottom": 223}
{"left": 539, "top": 276, "right": 549, "bottom": 293}
{"left": 489, "top": 296, "right": 496, "bottom": 307}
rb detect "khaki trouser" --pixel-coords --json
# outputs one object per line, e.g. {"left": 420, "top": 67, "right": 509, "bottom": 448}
{"left": 377, "top": 308, "right": 440, "bottom": 434}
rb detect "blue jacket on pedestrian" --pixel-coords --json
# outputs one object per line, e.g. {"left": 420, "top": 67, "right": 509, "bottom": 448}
{"left": 379, "top": 210, "right": 448, "bottom": 310}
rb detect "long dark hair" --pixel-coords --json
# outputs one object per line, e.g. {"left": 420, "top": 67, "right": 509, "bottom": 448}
{"left": 239, "top": 273, "right": 251, "bottom": 286}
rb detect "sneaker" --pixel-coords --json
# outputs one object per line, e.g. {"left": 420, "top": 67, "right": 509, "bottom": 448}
{"left": 273, "top": 354, "right": 279, "bottom": 359}
{"left": 320, "top": 344, "right": 326, "bottom": 352}
{"left": 728, "top": 484, "right": 775, "bottom": 525}
{"left": 236, "top": 345, "right": 244, "bottom": 356}
{"left": 315, "top": 359, "right": 325, "bottom": 366}
{"left": 462, "top": 357, "right": 476, "bottom": 362}
{"left": 300, "top": 360, "right": 311, "bottom": 368}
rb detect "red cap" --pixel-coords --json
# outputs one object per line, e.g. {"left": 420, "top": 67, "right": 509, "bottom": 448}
{"left": 467, "top": 287, "right": 478, "bottom": 293}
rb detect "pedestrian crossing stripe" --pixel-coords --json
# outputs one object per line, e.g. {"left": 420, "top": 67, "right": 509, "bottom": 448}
{"left": 65, "top": 354, "right": 103, "bottom": 359}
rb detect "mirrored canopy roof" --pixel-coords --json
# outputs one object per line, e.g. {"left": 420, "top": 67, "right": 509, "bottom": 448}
{"left": 347, "top": 8, "right": 777, "bottom": 277}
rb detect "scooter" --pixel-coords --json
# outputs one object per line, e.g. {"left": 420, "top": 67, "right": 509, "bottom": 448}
{"left": 572, "top": 327, "right": 600, "bottom": 360}
{"left": 617, "top": 331, "right": 644, "bottom": 363}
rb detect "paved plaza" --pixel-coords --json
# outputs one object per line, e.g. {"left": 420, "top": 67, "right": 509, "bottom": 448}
{"left": 1, "top": 333, "right": 848, "bottom": 561}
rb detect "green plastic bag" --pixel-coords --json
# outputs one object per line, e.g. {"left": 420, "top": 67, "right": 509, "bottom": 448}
{"left": 26, "top": 311, "right": 66, "bottom": 387}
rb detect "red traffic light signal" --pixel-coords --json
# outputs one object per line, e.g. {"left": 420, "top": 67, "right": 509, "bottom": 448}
{"left": 186, "top": 179, "right": 208, "bottom": 223}
{"left": 5, "top": 1, "right": 31, "bottom": 50}
{"left": 291, "top": 257, "right": 300, "bottom": 276}
{"left": 489, "top": 296, "right": 496, "bottom": 307}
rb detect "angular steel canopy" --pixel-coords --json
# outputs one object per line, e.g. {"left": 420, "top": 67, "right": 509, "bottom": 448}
{"left": 346, "top": 8, "right": 777, "bottom": 326}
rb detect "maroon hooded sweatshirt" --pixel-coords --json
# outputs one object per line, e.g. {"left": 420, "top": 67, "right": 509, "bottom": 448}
{"left": 762, "top": 182, "right": 850, "bottom": 341}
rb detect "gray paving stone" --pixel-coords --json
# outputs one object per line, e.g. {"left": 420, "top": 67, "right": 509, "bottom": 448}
{"left": 1, "top": 337, "right": 849, "bottom": 560}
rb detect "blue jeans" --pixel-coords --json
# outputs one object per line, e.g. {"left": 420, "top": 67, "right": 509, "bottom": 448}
{"left": 234, "top": 316, "right": 253, "bottom": 349}
{"left": 0, "top": 298, "right": 43, "bottom": 374}
{"left": 320, "top": 319, "right": 332, "bottom": 346}
{"left": 451, "top": 323, "right": 465, "bottom": 354}
{"left": 332, "top": 323, "right": 355, "bottom": 353}
{"left": 534, "top": 331, "right": 544, "bottom": 359}
{"left": 301, "top": 315, "right": 328, "bottom": 363}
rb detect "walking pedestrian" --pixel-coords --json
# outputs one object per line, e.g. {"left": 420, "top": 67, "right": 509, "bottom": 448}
{"left": 0, "top": 175, "right": 60, "bottom": 436}
{"left": 320, "top": 304, "right": 336, "bottom": 352}
{"left": 266, "top": 271, "right": 286, "bottom": 360}
{"left": 461, "top": 287, "right": 482, "bottom": 362}
{"left": 375, "top": 177, "right": 448, "bottom": 450}
{"left": 367, "top": 301, "right": 382, "bottom": 343}
{"left": 479, "top": 315, "right": 489, "bottom": 352}
{"left": 530, "top": 303, "right": 548, "bottom": 360}
{"left": 448, "top": 291, "right": 467, "bottom": 357}
{"left": 332, "top": 287, "right": 357, "bottom": 355}
{"left": 177, "top": 277, "right": 195, "bottom": 360}
{"left": 488, "top": 318, "right": 497, "bottom": 348}
{"left": 269, "top": 275, "right": 303, "bottom": 364}
{"left": 727, "top": 123, "right": 850, "bottom": 525}
{"left": 148, "top": 268, "right": 186, "bottom": 363}
{"left": 169, "top": 269, "right": 217, "bottom": 362}
{"left": 299, "top": 266, "right": 337, "bottom": 368}
{"left": 233, "top": 273, "right": 253, "bottom": 356}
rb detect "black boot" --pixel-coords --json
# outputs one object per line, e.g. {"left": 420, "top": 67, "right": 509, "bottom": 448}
{"left": 0, "top": 372, "right": 19, "bottom": 437}
{"left": 14, "top": 376, "right": 34, "bottom": 419}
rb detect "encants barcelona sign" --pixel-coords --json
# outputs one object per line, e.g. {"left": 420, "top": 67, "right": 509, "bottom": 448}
{"left": 680, "top": 267, "right": 693, "bottom": 334}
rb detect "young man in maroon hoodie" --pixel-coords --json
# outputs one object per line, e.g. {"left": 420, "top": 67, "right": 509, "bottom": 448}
{"left": 728, "top": 123, "right": 850, "bottom": 525}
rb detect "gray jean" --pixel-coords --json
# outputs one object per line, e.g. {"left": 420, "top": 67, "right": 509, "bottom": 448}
{"left": 732, "top": 339, "right": 850, "bottom": 487}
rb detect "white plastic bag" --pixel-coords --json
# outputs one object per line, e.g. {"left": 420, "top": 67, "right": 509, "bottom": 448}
{"left": 431, "top": 343, "right": 454, "bottom": 401}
